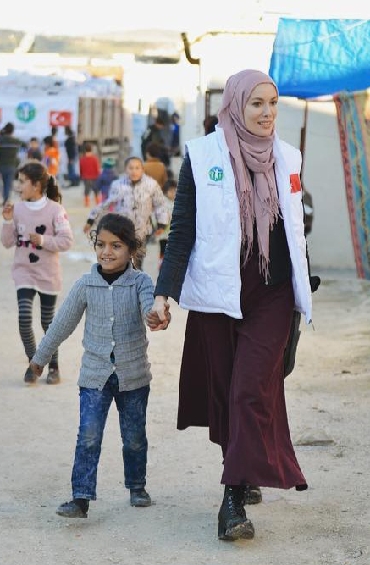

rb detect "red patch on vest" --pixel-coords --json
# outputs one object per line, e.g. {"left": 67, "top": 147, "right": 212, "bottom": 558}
{"left": 290, "top": 174, "right": 301, "bottom": 193}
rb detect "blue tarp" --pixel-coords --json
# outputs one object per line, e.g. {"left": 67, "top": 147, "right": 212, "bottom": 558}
{"left": 269, "top": 18, "right": 370, "bottom": 98}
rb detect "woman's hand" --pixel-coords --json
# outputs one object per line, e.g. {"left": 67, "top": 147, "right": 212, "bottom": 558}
{"left": 83, "top": 223, "right": 91, "bottom": 235}
{"left": 147, "top": 296, "right": 171, "bottom": 331}
{"left": 2, "top": 202, "right": 14, "bottom": 221}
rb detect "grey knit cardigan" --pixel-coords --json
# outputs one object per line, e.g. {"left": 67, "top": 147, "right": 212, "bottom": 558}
{"left": 32, "top": 263, "right": 155, "bottom": 391}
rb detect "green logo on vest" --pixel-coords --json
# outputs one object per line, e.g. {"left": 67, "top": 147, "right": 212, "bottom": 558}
{"left": 208, "top": 166, "right": 224, "bottom": 182}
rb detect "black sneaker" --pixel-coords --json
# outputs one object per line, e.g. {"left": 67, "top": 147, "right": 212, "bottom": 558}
{"left": 56, "top": 499, "right": 89, "bottom": 518}
{"left": 46, "top": 367, "right": 61, "bottom": 385}
{"left": 242, "top": 485, "right": 262, "bottom": 505}
{"left": 130, "top": 488, "right": 151, "bottom": 507}
{"left": 24, "top": 366, "right": 38, "bottom": 384}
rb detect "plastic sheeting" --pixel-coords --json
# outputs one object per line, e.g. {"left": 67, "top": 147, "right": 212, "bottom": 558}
{"left": 334, "top": 91, "right": 370, "bottom": 279}
{"left": 269, "top": 18, "right": 370, "bottom": 98}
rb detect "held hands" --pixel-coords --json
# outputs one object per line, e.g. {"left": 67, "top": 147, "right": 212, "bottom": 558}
{"left": 2, "top": 202, "right": 14, "bottom": 221}
{"left": 29, "top": 361, "right": 44, "bottom": 377}
{"left": 146, "top": 296, "right": 171, "bottom": 331}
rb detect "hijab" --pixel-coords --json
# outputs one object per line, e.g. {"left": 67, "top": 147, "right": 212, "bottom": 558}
{"left": 217, "top": 69, "right": 280, "bottom": 279}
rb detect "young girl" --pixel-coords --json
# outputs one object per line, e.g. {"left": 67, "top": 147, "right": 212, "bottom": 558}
{"left": 1, "top": 160, "right": 73, "bottom": 384}
{"left": 156, "top": 179, "right": 177, "bottom": 270}
{"left": 79, "top": 142, "right": 101, "bottom": 207}
{"left": 29, "top": 213, "right": 169, "bottom": 519}
{"left": 83, "top": 156, "right": 169, "bottom": 270}
{"left": 95, "top": 157, "right": 118, "bottom": 202}
{"left": 43, "top": 135, "right": 59, "bottom": 177}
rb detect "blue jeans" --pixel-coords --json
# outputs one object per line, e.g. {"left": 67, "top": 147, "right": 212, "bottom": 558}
{"left": 71, "top": 374, "right": 150, "bottom": 500}
{"left": 67, "top": 160, "right": 79, "bottom": 184}
{"left": 0, "top": 166, "right": 16, "bottom": 203}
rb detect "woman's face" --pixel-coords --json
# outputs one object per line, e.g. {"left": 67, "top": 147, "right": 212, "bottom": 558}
{"left": 243, "top": 83, "right": 278, "bottom": 137}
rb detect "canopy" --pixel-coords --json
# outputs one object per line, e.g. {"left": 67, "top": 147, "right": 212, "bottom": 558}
{"left": 269, "top": 18, "right": 370, "bottom": 98}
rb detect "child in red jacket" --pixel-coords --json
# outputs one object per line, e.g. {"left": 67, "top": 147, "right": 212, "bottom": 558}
{"left": 79, "top": 143, "right": 101, "bottom": 206}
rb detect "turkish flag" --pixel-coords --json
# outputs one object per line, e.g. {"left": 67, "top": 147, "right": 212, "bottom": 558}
{"left": 49, "top": 111, "right": 72, "bottom": 127}
{"left": 290, "top": 173, "right": 301, "bottom": 193}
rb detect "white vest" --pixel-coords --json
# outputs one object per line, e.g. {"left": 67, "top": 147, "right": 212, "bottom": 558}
{"left": 179, "top": 126, "right": 312, "bottom": 324}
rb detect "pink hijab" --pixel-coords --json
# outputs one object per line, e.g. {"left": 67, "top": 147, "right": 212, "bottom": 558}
{"left": 218, "top": 69, "right": 280, "bottom": 279}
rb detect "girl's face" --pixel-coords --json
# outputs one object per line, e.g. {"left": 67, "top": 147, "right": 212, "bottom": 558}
{"left": 243, "top": 83, "right": 278, "bottom": 137}
{"left": 126, "top": 159, "right": 144, "bottom": 182}
{"left": 17, "top": 173, "right": 42, "bottom": 201}
{"left": 95, "top": 229, "right": 131, "bottom": 274}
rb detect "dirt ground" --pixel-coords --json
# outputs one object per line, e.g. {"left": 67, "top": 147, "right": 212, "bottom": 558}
{"left": 0, "top": 185, "right": 369, "bottom": 565}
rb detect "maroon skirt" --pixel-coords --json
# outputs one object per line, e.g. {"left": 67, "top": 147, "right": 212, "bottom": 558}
{"left": 177, "top": 253, "right": 307, "bottom": 490}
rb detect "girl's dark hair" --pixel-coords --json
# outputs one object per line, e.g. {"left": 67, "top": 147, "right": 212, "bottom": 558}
{"left": 18, "top": 160, "right": 62, "bottom": 203}
{"left": 43, "top": 135, "right": 53, "bottom": 147}
{"left": 91, "top": 213, "right": 142, "bottom": 259}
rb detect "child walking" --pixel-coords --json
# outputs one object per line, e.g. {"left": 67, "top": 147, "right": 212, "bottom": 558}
{"left": 29, "top": 213, "right": 170, "bottom": 518}
{"left": 27, "top": 137, "right": 42, "bottom": 161}
{"left": 43, "top": 135, "right": 59, "bottom": 177}
{"left": 79, "top": 142, "right": 101, "bottom": 207}
{"left": 95, "top": 157, "right": 118, "bottom": 202}
{"left": 156, "top": 179, "right": 177, "bottom": 270}
{"left": 143, "top": 142, "right": 168, "bottom": 189}
{"left": 1, "top": 160, "right": 73, "bottom": 384}
{"left": 83, "top": 157, "right": 168, "bottom": 270}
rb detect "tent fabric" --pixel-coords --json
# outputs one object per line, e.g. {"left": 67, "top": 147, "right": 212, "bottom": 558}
{"left": 333, "top": 90, "right": 370, "bottom": 280}
{"left": 269, "top": 18, "right": 370, "bottom": 98}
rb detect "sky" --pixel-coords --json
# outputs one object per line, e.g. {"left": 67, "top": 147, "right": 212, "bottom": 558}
{"left": 1, "top": 0, "right": 369, "bottom": 36}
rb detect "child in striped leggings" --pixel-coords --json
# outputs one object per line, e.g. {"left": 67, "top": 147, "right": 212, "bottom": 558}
{"left": 1, "top": 160, "right": 73, "bottom": 384}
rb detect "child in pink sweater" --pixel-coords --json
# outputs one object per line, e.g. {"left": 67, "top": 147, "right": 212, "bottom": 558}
{"left": 1, "top": 160, "right": 73, "bottom": 384}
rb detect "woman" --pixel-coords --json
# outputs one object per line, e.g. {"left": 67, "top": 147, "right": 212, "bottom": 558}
{"left": 149, "top": 69, "right": 316, "bottom": 541}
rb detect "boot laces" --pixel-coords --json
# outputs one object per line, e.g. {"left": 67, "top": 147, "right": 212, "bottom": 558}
{"left": 225, "top": 487, "right": 244, "bottom": 516}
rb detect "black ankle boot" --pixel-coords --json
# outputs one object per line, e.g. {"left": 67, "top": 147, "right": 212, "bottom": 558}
{"left": 218, "top": 485, "right": 255, "bottom": 541}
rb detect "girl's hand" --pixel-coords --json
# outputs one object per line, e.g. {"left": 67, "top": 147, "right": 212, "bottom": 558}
{"left": 146, "top": 310, "right": 171, "bottom": 331}
{"left": 83, "top": 223, "right": 91, "bottom": 234}
{"left": 29, "top": 232, "right": 42, "bottom": 247}
{"left": 29, "top": 362, "right": 43, "bottom": 377}
{"left": 2, "top": 202, "right": 14, "bottom": 221}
